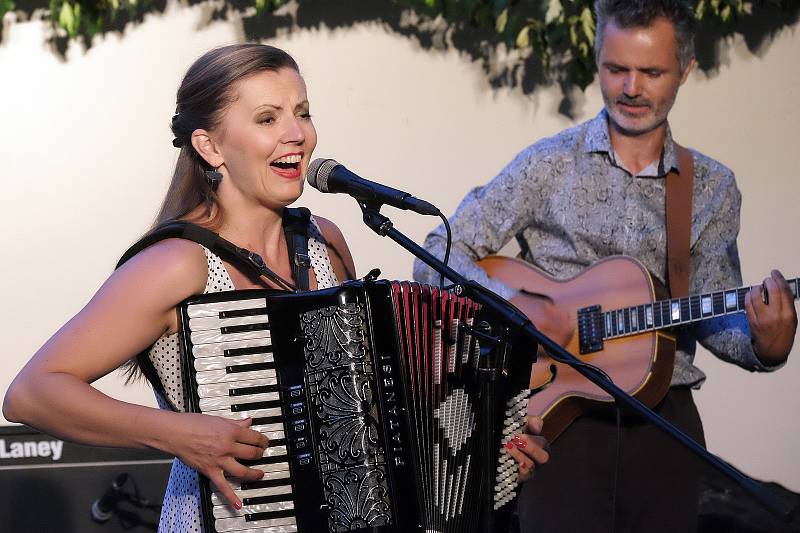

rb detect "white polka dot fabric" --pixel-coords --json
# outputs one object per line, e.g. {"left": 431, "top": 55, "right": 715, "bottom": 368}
{"left": 150, "top": 216, "right": 338, "bottom": 532}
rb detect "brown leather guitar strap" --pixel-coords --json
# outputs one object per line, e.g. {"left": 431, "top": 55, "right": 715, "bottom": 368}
{"left": 665, "top": 143, "right": 694, "bottom": 298}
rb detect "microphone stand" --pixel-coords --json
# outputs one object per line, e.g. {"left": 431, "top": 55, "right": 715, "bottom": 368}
{"left": 357, "top": 202, "right": 797, "bottom": 527}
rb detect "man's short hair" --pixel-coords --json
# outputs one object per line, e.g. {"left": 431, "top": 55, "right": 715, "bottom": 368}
{"left": 594, "top": 0, "right": 696, "bottom": 71}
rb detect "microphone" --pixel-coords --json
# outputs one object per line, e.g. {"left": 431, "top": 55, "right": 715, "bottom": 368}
{"left": 307, "top": 158, "right": 440, "bottom": 216}
{"left": 90, "top": 472, "right": 129, "bottom": 523}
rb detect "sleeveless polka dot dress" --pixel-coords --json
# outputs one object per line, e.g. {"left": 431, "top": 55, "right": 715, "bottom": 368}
{"left": 148, "top": 217, "right": 339, "bottom": 532}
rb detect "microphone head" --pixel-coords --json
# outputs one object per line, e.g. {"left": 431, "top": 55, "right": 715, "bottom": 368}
{"left": 307, "top": 158, "right": 341, "bottom": 193}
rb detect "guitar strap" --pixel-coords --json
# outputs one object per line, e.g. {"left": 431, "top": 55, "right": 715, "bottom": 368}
{"left": 665, "top": 144, "right": 694, "bottom": 299}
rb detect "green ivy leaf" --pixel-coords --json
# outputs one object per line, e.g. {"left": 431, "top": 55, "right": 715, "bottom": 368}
{"left": 495, "top": 7, "right": 507, "bottom": 32}
{"left": 545, "top": 0, "right": 562, "bottom": 25}
{"left": 580, "top": 6, "right": 594, "bottom": 42}
{"left": 2, "top": 0, "right": 793, "bottom": 95}
{"left": 516, "top": 24, "right": 530, "bottom": 48}
{"left": 59, "top": 1, "right": 78, "bottom": 37}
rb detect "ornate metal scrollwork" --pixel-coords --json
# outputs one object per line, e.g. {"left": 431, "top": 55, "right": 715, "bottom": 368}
{"left": 302, "top": 301, "right": 393, "bottom": 531}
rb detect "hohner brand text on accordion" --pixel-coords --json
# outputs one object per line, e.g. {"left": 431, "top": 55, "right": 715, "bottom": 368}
{"left": 177, "top": 280, "right": 533, "bottom": 533}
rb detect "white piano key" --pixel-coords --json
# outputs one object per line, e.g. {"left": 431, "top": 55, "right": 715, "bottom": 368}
{"left": 213, "top": 523, "right": 297, "bottom": 533}
{"left": 191, "top": 328, "right": 272, "bottom": 345}
{"left": 250, "top": 422, "right": 285, "bottom": 434}
{"left": 203, "top": 408, "right": 282, "bottom": 423}
{"left": 258, "top": 445, "right": 288, "bottom": 458}
{"left": 250, "top": 462, "right": 290, "bottom": 474}
{"left": 190, "top": 314, "right": 269, "bottom": 332}
{"left": 187, "top": 298, "right": 267, "bottom": 317}
{"left": 194, "top": 353, "right": 274, "bottom": 372}
{"left": 222, "top": 462, "right": 291, "bottom": 476}
{"left": 195, "top": 368, "right": 277, "bottom": 385}
{"left": 198, "top": 377, "right": 279, "bottom": 399}
{"left": 213, "top": 500, "right": 295, "bottom": 519}
{"left": 259, "top": 430, "right": 285, "bottom": 442}
{"left": 192, "top": 338, "right": 273, "bottom": 359}
{"left": 212, "top": 484, "right": 292, "bottom": 506}
{"left": 214, "top": 515, "right": 296, "bottom": 532}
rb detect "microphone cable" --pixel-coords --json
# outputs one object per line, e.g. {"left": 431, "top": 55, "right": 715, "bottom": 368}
{"left": 439, "top": 213, "right": 453, "bottom": 289}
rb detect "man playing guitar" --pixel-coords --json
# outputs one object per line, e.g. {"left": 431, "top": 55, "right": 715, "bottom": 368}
{"left": 413, "top": 1, "right": 798, "bottom": 531}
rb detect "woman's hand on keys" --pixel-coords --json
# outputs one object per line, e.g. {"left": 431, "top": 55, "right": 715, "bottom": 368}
{"left": 170, "top": 414, "right": 269, "bottom": 509}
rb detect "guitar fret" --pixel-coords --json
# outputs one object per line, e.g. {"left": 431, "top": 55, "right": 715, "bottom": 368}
{"left": 589, "top": 274, "right": 796, "bottom": 344}
{"left": 712, "top": 292, "right": 725, "bottom": 315}
{"left": 724, "top": 290, "right": 738, "bottom": 312}
{"left": 690, "top": 296, "right": 701, "bottom": 321}
{"left": 671, "top": 300, "right": 680, "bottom": 323}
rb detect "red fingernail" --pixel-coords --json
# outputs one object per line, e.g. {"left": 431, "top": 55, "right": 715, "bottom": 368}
{"left": 512, "top": 435, "right": 526, "bottom": 449}
{"left": 234, "top": 501, "right": 242, "bottom": 510}
{"left": 505, "top": 441, "right": 514, "bottom": 450}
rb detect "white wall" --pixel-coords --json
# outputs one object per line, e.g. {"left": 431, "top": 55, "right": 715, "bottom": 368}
{"left": 1, "top": 3, "right": 798, "bottom": 491}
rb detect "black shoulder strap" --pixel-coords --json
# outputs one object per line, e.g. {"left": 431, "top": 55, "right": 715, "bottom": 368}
{"left": 116, "top": 212, "right": 312, "bottom": 410}
{"left": 283, "top": 207, "right": 312, "bottom": 291}
{"left": 118, "top": 222, "right": 270, "bottom": 284}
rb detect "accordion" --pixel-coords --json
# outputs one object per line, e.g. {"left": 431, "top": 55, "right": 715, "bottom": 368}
{"left": 178, "top": 280, "right": 534, "bottom": 533}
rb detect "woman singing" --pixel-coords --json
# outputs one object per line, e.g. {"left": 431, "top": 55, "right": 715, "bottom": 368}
{"left": 3, "top": 43, "right": 355, "bottom": 531}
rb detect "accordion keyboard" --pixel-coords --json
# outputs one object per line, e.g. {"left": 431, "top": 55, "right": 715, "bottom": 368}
{"left": 184, "top": 296, "right": 301, "bottom": 533}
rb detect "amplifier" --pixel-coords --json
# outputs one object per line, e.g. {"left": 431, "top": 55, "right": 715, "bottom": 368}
{"left": 0, "top": 424, "right": 172, "bottom": 532}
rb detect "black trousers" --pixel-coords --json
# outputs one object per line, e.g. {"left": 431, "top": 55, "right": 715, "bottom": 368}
{"left": 516, "top": 388, "right": 706, "bottom": 533}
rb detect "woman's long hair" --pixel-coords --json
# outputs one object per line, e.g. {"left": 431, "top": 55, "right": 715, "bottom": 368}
{"left": 160, "top": 43, "right": 300, "bottom": 230}
{"left": 124, "top": 44, "right": 300, "bottom": 386}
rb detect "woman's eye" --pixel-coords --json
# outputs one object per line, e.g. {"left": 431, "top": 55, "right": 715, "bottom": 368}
{"left": 259, "top": 116, "right": 275, "bottom": 125}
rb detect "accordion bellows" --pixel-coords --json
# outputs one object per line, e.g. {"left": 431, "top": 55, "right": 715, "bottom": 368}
{"left": 178, "top": 280, "right": 533, "bottom": 533}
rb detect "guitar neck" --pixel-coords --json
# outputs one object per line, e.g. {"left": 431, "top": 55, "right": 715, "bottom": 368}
{"left": 603, "top": 277, "right": 800, "bottom": 340}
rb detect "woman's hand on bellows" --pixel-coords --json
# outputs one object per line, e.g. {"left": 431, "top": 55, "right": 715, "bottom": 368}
{"left": 504, "top": 416, "right": 550, "bottom": 483}
{"left": 169, "top": 414, "right": 269, "bottom": 509}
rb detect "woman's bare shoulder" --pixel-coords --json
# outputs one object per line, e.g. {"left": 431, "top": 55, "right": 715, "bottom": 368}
{"left": 311, "top": 215, "right": 356, "bottom": 281}
{"left": 111, "top": 238, "right": 208, "bottom": 303}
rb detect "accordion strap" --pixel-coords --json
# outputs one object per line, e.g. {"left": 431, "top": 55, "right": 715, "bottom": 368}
{"left": 283, "top": 207, "right": 312, "bottom": 292}
{"left": 116, "top": 208, "right": 312, "bottom": 411}
{"left": 117, "top": 208, "right": 312, "bottom": 292}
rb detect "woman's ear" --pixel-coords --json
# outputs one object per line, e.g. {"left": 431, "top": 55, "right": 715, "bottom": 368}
{"left": 191, "top": 129, "right": 224, "bottom": 168}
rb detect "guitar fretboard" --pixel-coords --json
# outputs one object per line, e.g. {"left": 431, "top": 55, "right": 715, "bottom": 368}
{"left": 602, "top": 277, "right": 799, "bottom": 340}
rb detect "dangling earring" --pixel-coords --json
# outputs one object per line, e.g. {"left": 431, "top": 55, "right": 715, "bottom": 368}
{"left": 205, "top": 166, "right": 223, "bottom": 192}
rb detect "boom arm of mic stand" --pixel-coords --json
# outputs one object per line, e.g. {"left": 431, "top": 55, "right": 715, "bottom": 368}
{"left": 358, "top": 203, "right": 797, "bottom": 521}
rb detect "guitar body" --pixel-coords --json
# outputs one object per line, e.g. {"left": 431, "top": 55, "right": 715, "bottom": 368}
{"left": 477, "top": 255, "right": 676, "bottom": 442}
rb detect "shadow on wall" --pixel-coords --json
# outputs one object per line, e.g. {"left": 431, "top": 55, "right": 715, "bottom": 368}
{"left": 7, "top": 0, "right": 800, "bottom": 115}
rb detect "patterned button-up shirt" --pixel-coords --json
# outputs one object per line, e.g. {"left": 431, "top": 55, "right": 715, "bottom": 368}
{"left": 414, "top": 110, "right": 780, "bottom": 387}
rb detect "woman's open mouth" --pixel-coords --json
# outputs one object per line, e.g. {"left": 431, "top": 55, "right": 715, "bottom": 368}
{"left": 270, "top": 153, "right": 303, "bottom": 178}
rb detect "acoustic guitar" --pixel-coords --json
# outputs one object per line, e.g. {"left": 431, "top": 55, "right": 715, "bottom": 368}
{"left": 477, "top": 255, "right": 799, "bottom": 441}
